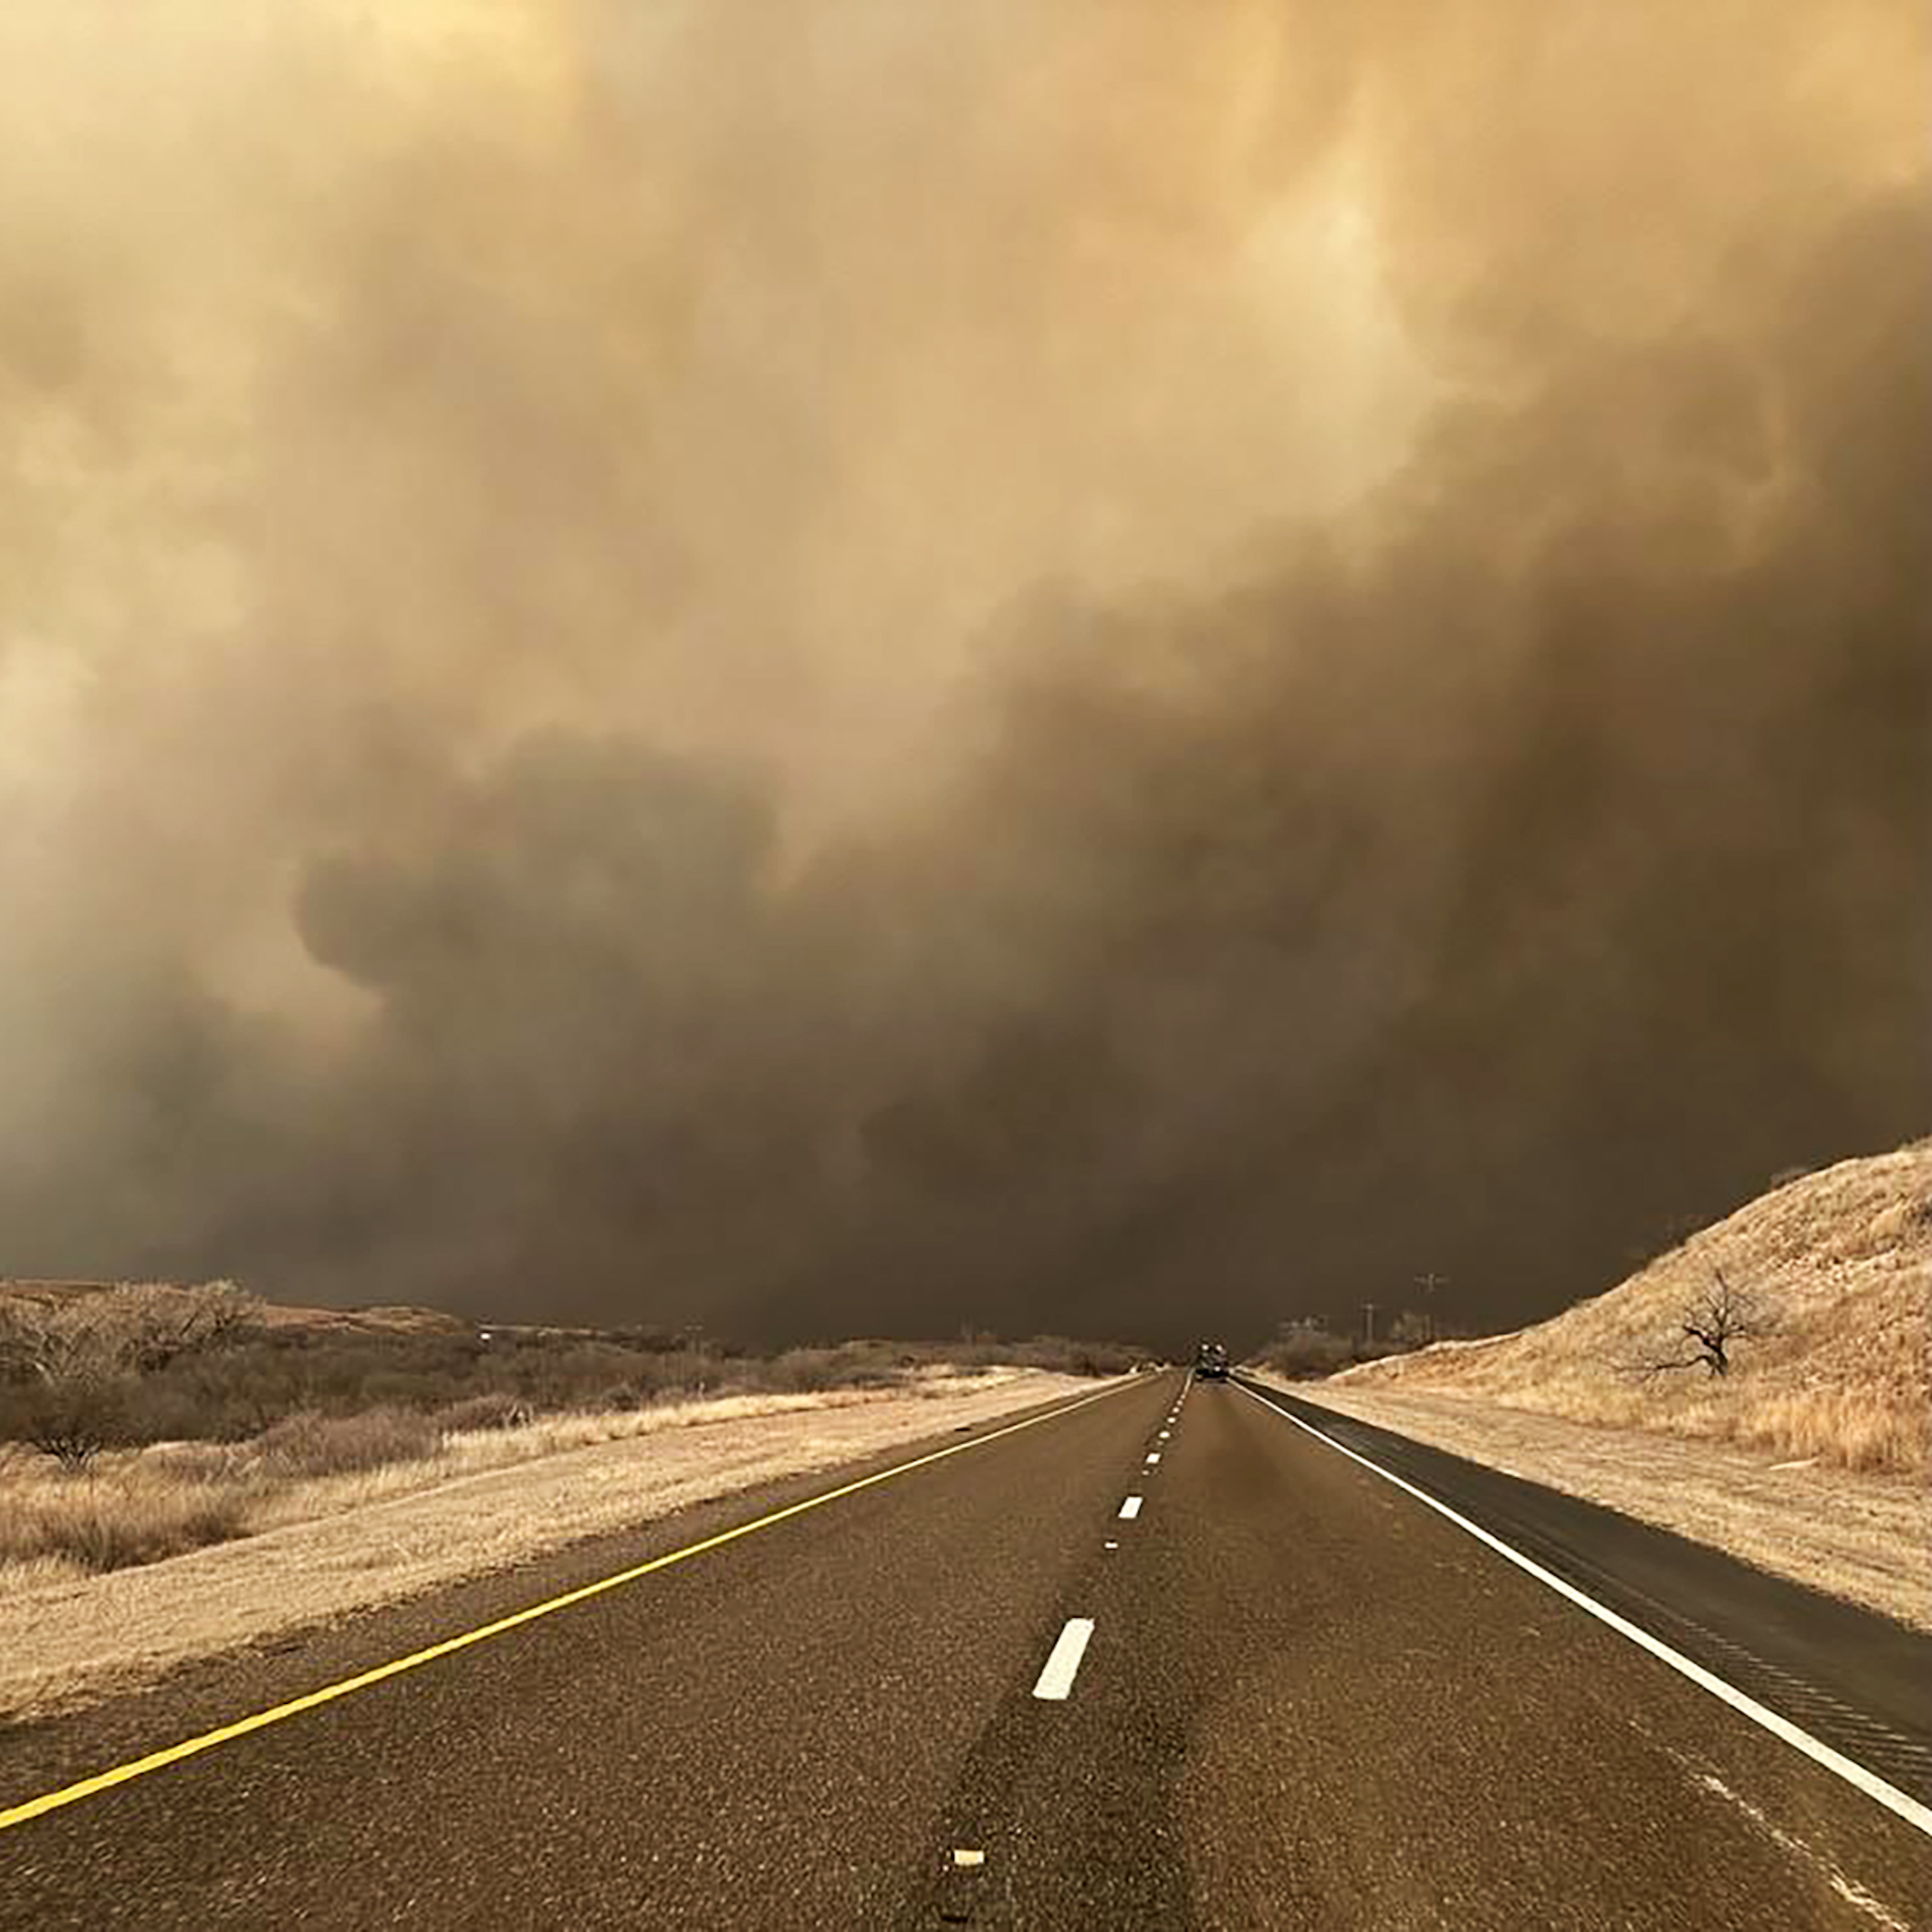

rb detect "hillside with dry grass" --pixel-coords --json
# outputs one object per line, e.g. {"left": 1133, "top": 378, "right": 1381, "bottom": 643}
{"left": 1331, "top": 1141, "right": 1931, "bottom": 1475}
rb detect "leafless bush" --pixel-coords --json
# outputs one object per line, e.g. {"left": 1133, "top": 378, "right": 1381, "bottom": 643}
{"left": 0, "top": 1487, "right": 251, "bottom": 1573}
{"left": 0, "top": 1283, "right": 258, "bottom": 1470}
{"left": 759, "top": 1345, "right": 898, "bottom": 1393}
{"left": 1255, "top": 1323, "right": 1355, "bottom": 1379}
{"left": 3, "top": 1378, "right": 129, "bottom": 1475}
{"left": 255, "top": 1408, "right": 442, "bottom": 1477}
{"left": 435, "top": 1392, "right": 535, "bottom": 1433}
{"left": 994, "top": 1336, "right": 1139, "bottom": 1377}
{"left": 0, "top": 1293, "right": 1140, "bottom": 1464}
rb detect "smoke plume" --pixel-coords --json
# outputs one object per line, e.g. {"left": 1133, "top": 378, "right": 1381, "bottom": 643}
{"left": 1, "top": 2, "right": 1925, "bottom": 1346}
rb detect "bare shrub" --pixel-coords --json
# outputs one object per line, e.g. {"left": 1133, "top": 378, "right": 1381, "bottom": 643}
{"left": 765, "top": 1346, "right": 900, "bottom": 1394}
{"left": 436, "top": 1392, "right": 534, "bottom": 1433}
{"left": 0, "top": 1282, "right": 258, "bottom": 1470}
{"left": 1256, "top": 1324, "right": 1354, "bottom": 1379}
{"left": 1, "top": 1285, "right": 1140, "bottom": 1486}
{"left": 0, "top": 1486, "right": 250, "bottom": 1573}
{"left": 256, "top": 1408, "right": 442, "bottom": 1477}
{"left": 611, "top": 1349, "right": 714, "bottom": 1401}
{"left": 999, "top": 1336, "right": 1139, "bottom": 1377}
{"left": 3, "top": 1376, "right": 130, "bottom": 1473}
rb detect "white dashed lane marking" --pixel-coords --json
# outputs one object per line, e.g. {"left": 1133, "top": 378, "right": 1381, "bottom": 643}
{"left": 1032, "top": 1619, "right": 1096, "bottom": 1701}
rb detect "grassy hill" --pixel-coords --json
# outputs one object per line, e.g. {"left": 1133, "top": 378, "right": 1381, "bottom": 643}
{"left": 1331, "top": 1140, "right": 1930, "bottom": 1475}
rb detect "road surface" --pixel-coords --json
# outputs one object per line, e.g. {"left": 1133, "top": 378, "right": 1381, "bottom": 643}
{"left": 1, "top": 1369, "right": 1927, "bottom": 1928}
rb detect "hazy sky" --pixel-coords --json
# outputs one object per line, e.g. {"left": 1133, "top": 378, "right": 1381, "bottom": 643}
{"left": 1, "top": 1, "right": 1926, "bottom": 1345}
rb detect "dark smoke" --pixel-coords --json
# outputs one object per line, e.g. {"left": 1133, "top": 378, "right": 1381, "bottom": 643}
{"left": 1, "top": 6, "right": 1925, "bottom": 1349}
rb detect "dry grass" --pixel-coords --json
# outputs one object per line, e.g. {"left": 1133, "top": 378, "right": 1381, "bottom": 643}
{"left": 1334, "top": 1141, "right": 1931, "bottom": 1475}
{"left": 0, "top": 1371, "right": 1033, "bottom": 1578}
{"left": 0, "top": 1479, "right": 250, "bottom": 1575}
{"left": 0, "top": 1368, "right": 1101, "bottom": 1721}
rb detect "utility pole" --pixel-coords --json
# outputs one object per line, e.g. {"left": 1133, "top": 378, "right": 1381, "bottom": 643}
{"left": 1414, "top": 1272, "right": 1448, "bottom": 1343}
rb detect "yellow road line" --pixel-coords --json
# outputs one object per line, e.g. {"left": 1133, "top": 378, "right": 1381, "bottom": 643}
{"left": 0, "top": 1376, "right": 1145, "bottom": 1833}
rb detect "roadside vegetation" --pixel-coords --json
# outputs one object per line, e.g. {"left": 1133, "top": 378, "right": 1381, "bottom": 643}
{"left": 0, "top": 1283, "right": 1142, "bottom": 1584}
{"left": 1296, "top": 1140, "right": 1931, "bottom": 1479}
{"left": 1251, "top": 1309, "right": 1470, "bottom": 1381}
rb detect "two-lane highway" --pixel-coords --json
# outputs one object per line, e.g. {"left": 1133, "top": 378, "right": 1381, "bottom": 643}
{"left": 3, "top": 1369, "right": 1927, "bottom": 1928}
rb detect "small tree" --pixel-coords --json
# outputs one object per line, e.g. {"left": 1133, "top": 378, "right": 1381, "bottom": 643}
{"left": 0, "top": 1282, "right": 256, "bottom": 1470}
{"left": 1625, "top": 1268, "right": 1766, "bottom": 1380}
{"left": 1259, "top": 1321, "right": 1353, "bottom": 1379}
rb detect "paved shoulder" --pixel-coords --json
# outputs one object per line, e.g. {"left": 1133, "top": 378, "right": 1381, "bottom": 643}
{"left": 1242, "top": 1376, "right": 1932, "bottom": 1806}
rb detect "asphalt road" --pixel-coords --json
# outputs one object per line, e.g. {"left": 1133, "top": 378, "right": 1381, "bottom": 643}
{"left": 2, "top": 1370, "right": 1928, "bottom": 1929}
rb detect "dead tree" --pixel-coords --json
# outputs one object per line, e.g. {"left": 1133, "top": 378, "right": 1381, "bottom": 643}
{"left": 1624, "top": 1268, "right": 1766, "bottom": 1380}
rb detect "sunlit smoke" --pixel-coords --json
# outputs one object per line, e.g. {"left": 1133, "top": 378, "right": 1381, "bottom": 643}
{"left": 1, "top": 1, "right": 1924, "bottom": 1343}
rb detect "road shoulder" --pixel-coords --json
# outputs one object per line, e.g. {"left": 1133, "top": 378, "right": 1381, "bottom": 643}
{"left": 1264, "top": 1374, "right": 1929, "bottom": 1633}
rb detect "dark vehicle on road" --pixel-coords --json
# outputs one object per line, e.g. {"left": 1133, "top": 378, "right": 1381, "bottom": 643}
{"left": 1195, "top": 1340, "right": 1230, "bottom": 1380}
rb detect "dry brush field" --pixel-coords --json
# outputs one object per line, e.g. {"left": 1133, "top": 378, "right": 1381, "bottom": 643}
{"left": 0, "top": 1291, "right": 1139, "bottom": 1590}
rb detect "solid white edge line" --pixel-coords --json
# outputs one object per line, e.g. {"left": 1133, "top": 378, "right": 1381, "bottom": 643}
{"left": 1119, "top": 1495, "right": 1143, "bottom": 1519}
{"left": 1032, "top": 1618, "right": 1096, "bottom": 1700}
{"left": 1233, "top": 1380, "right": 1932, "bottom": 1840}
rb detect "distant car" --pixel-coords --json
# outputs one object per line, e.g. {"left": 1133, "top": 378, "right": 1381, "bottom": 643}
{"left": 1195, "top": 1341, "right": 1230, "bottom": 1381}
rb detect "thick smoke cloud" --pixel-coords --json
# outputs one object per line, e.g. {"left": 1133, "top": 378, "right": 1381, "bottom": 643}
{"left": 1, "top": 3, "right": 1925, "bottom": 1345}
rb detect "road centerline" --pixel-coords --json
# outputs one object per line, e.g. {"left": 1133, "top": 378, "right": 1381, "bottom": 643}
{"left": 1032, "top": 1619, "right": 1096, "bottom": 1701}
